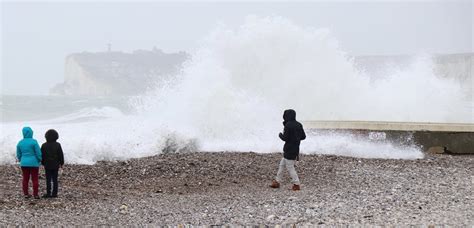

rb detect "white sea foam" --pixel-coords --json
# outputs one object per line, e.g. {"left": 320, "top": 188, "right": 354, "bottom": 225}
{"left": 2, "top": 16, "right": 471, "bottom": 164}
{"left": 37, "top": 107, "right": 124, "bottom": 124}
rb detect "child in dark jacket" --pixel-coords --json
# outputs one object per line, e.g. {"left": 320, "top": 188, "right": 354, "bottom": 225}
{"left": 270, "top": 109, "right": 306, "bottom": 191}
{"left": 41, "top": 129, "right": 64, "bottom": 198}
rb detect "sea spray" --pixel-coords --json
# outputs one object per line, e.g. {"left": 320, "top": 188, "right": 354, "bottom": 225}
{"left": 1, "top": 16, "right": 471, "bottom": 164}
{"left": 132, "top": 16, "right": 468, "bottom": 157}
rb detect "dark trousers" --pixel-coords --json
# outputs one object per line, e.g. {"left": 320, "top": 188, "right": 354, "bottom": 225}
{"left": 45, "top": 169, "right": 59, "bottom": 196}
{"left": 21, "top": 167, "right": 39, "bottom": 196}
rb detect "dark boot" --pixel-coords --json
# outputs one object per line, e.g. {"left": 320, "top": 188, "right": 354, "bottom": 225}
{"left": 292, "top": 184, "right": 301, "bottom": 191}
{"left": 270, "top": 180, "right": 280, "bottom": 188}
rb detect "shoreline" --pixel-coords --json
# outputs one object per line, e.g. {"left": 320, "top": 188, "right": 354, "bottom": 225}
{"left": 0, "top": 152, "right": 472, "bottom": 225}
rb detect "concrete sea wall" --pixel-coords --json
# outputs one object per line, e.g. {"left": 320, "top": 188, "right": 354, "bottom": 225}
{"left": 304, "top": 120, "right": 474, "bottom": 154}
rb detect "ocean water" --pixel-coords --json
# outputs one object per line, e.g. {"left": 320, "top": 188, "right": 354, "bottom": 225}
{"left": 1, "top": 16, "right": 472, "bottom": 164}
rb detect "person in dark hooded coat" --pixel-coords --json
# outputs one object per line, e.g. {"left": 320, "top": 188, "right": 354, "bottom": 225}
{"left": 41, "top": 129, "right": 64, "bottom": 198}
{"left": 270, "top": 109, "right": 306, "bottom": 191}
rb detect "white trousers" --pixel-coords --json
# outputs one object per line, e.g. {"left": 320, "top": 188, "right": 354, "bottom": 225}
{"left": 275, "top": 158, "right": 300, "bottom": 185}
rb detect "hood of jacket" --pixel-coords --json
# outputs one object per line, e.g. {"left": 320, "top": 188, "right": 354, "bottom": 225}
{"left": 22, "top": 127, "right": 33, "bottom": 139}
{"left": 283, "top": 109, "right": 296, "bottom": 123}
{"left": 45, "top": 129, "right": 59, "bottom": 142}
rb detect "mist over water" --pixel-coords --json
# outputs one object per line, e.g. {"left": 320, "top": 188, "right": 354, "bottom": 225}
{"left": 1, "top": 16, "right": 471, "bottom": 164}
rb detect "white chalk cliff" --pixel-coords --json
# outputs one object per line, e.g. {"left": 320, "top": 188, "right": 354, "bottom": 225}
{"left": 51, "top": 49, "right": 188, "bottom": 96}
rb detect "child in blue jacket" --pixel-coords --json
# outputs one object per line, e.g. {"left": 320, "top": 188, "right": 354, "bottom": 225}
{"left": 16, "top": 127, "right": 42, "bottom": 199}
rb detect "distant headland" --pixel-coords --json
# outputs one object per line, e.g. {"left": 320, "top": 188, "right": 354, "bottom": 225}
{"left": 50, "top": 48, "right": 188, "bottom": 96}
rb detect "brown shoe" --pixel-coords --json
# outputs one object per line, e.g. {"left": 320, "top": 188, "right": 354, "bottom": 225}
{"left": 270, "top": 180, "right": 280, "bottom": 188}
{"left": 292, "top": 184, "right": 301, "bottom": 191}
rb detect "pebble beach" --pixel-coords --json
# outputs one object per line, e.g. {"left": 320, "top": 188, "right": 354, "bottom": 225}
{"left": 0, "top": 152, "right": 472, "bottom": 226}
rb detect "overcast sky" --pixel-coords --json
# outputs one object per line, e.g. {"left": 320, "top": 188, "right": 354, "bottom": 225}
{"left": 1, "top": 1, "right": 473, "bottom": 95}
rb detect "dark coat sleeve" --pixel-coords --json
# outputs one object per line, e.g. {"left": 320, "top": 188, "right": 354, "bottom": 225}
{"left": 41, "top": 144, "right": 45, "bottom": 165}
{"left": 58, "top": 144, "right": 64, "bottom": 166}
{"left": 300, "top": 126, "right": 306, "bottom": 140}
{"left": 279, "top": 126, "right": 289, "bottom": 141}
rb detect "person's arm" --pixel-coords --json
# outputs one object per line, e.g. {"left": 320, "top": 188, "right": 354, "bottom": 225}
{"left": 41, "top": 145, "right": 45, "bottom": 165}
{"left": 34, "top": 141, "right": 42, "bottom": 162}
{"left": 16, "top": 144, "right": 21, "bottom": 162}
{"left": 58, "top": 144, "right": 64, "bottom": 167}
{"left": 301, "top": 127, "right": 306, "bottom": 140}
{"left": 279, "top": 126, "right": 289, "bottom": 141}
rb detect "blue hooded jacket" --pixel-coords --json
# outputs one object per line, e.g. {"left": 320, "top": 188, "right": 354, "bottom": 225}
{"left": 16, "top": 127, "right": 42, "bottom": 167}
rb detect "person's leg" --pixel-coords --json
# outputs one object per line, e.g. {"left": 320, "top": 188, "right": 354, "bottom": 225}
{"left": 285, "top": 159, "right": 300, "bottom": 185}
{"left": 275, "top": 158, "right": 286, "bottom": 183}
{"left": 51, "top": 169, "right": 59, "bottom": 197}
{"left": 31, "top": 167, "right": 39, "bottom": 197}
{"left": 21, "top": 167, "right": 31, "bottom": 196}
{"left": 45, "top": 169, "right": 52, "bottom": 196}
